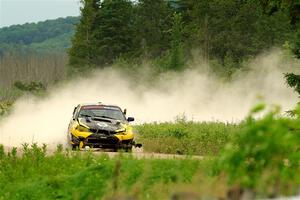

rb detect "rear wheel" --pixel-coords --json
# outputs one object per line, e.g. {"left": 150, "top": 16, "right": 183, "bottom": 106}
{"left": 112, "top": 147, "right": 119, "bottom": 152}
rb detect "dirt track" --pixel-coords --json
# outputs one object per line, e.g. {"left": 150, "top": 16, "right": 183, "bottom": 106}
{"left": 3, "top": 146, "right": 204, "bottom": 160}
{"left": 69, "top": 147, "right": 204, "bottom": 160}
{"left": 90, "top": 148, "right": 204, "bottom": 160}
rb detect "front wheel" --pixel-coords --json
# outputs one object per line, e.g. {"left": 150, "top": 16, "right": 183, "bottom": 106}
{"left": 70, "top": 141, "right": 84, "bottom": 150}
{"left": 124, "top": 146, "right": 132, "bottom": 152}
{"left": 72, "top": 144, "right": 79, "bottom": 150}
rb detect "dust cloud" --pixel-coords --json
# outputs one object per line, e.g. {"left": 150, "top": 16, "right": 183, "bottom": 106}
{"left": 0, "top": 50, "right": 299, "bottom": 147}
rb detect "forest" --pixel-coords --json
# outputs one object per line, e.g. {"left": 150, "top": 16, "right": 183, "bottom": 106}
{"left": 1, "top": 0, "right": 300, "bottom": 74}
{"left": 0, "top": 16, "right": 79, "bottom": 54}
{"left": 68, "top": 0, "right": 300, "bottom": 74}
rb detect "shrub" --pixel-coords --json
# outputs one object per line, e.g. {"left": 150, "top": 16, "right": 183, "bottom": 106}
{"left": 215, "top": 105, "right": 300, "bottom": 197}
{"left": 14, "top": 81, "right": 46, "bottom": 93}
{"left": 0, "top": 100, "right": 13, "bottom": 116}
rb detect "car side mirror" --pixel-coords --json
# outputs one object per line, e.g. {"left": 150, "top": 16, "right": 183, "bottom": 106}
{"left": 127, "top": 117, "right": 134, "bottom": 122}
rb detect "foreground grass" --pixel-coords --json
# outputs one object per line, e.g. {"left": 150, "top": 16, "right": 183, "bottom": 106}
{"left": 0, "top": 145, "right": 222, "bottom": 200}
{"left": 136, "top": 120, "right": 239, "bottom": 156}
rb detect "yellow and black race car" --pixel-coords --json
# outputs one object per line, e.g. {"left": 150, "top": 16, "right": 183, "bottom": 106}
{"left": 68, "top": 103, "right": 141, "bottom": 151}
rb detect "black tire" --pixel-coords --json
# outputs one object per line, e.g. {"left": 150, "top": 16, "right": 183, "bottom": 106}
{"left": 72, "top": 145, "right": 78, "bottom": 150}
{"left": 112, "top": 147, "right": 119, "bottom": 152}
{"left": 124, "top": 146, "right": 132, "bottom": 152}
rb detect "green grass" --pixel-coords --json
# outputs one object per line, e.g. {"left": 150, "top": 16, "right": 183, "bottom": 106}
{"left": 136, "top": 120, "right": 239, "bottom": 156}
{"left": 0, "top": 144, "right": 210, "bottom": 200}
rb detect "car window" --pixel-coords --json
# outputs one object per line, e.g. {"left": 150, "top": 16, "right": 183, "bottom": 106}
{"left": 78, "top": 106, "right": 126, "bottom": 121}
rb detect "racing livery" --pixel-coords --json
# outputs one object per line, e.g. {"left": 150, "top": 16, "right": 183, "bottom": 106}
{"left": 68, "top": 103, "right": 140, "bottom": 151}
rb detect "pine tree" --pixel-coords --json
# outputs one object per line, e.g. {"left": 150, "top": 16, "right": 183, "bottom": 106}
{"left": 135, "top": 0, "right": 172, "bottom": 58}
{"left": 68, "top": 0, "right": 100, "bottom": 68}
{"left": 93, "top": 0, "right": 134, "bottom": 66}
{"left": 168, "top": 13, "right": 184, "bottom": 70}
{"left": 285, "top": 73, "right": 300, "bottom": 95}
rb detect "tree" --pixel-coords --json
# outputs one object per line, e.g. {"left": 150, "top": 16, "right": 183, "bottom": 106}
{"left": 181, "top": 0, "right": 292, "bottom": 68}
{"left": 254, "top": 0, "right": 300, "bottom": 25}
{"left": 134, "top": 0, "right": 172, "bottom": 58}
{"left": 285, "top": 73, "right": 300, "bottom": 95}
{"left": 167, "top": 13, "right": 184, "bottom": 70}
{"left": 260, "top": 1, "right": 300, "bottom": 99}
{"left": 68, "top": 0, "right": 100, "bottom": 68}
{"left": 285, "top": 73, "right": 300, "bottom": 116}
{"left": 93, "top": 0, "right": 134, "bottom": 66}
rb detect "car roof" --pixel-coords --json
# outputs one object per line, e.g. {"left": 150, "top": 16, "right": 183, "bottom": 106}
{"left": 79, "top": 103, "right": 122, "bottom": 110}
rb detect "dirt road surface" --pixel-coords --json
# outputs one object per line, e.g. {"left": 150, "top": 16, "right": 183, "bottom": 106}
{"left": 90, "top": 147, "right": 204, "bottom": 160}
{"left": 3, "top": 146, "right": 204, "bottom": 160}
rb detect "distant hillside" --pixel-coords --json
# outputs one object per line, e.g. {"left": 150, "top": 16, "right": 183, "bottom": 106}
{"left": 0, "top": 16, "right": 79, "bottom": 55}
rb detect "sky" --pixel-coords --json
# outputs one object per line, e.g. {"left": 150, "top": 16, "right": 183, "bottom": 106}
{"left": 0, "top": 0, "right": 81, "bottom": 28}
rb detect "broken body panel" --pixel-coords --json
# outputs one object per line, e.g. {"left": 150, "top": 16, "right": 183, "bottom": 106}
{"left": 68, "top": 103, "right": 139, "bottom": 151}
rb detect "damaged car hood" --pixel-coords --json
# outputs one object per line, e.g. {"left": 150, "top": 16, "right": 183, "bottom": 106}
{"left": 78, "top": 117, "right": 125, "bottom": 133}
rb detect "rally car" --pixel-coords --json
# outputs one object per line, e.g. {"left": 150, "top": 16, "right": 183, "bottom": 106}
{"left": 68, "top": 103, "right": 141, "bottom": 151}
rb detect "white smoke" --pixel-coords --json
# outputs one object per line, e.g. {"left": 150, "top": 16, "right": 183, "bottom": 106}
{"left": 0, "top": 50, "right": 299, "bottom": 147}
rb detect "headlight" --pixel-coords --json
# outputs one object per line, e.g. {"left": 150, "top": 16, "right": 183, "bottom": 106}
{"left": 76, "top": 125, "right": 90, "bottom": 132}
{"left": 115, "top": 128, "right": 125, "bottom": 132}
{"left": 115, "top": 128, "right": 126, "bottom": 135}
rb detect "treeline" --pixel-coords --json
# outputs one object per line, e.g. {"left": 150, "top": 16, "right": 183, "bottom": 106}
{"left": 0, "top": 17, "right": 79, "bottom": 54}
{"left": 69, "top": 0, "right": 298, "bottom": 72}
{"left": 0, "top": 53, "right": 67, "bottom": 87}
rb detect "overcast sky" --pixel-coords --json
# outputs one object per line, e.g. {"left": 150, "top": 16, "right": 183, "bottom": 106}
{"left": 0, "top": 0, "right": 81, "bottom": 28}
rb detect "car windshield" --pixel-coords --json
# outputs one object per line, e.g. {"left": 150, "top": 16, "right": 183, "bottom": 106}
{"left": 78, "top": 106, "right": 126, "bottom": 121}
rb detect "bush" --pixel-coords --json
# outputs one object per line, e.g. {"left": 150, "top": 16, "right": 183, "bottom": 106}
{"left": 215, "top": 105, "right": 300, "bottom": 197}
{"left": 0, "top": 100, "right": 13, "bottom": 116}
{"left": 14, "top": 81, "right": 46, "bottom": 93}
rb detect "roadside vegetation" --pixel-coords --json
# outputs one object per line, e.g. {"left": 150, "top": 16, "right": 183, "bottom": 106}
{"left": 0, "top": 53, "right": 67, "bottom": 116}
{"left": 215, "top": 104, "right": 300, "bottom": 197}
{"left": 0, "top": 144, "right": 204, "bottom": 200}
{"left": 136, "top": 120, "right": 239, "bottom": 156}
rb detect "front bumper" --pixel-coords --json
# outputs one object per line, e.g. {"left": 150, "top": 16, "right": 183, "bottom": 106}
{"left": 85, "top": 135, "right": 121, "bottom": 148}
{"left": 71, "top": 134, "right": 133, "bottom": 149}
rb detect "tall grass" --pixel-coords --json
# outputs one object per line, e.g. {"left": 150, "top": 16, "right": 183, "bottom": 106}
{"left": 136, "top": 120, "right": 239, "bottom": 156}
{"left": 0, "top": 144, "right": 206, "bottom": 200}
